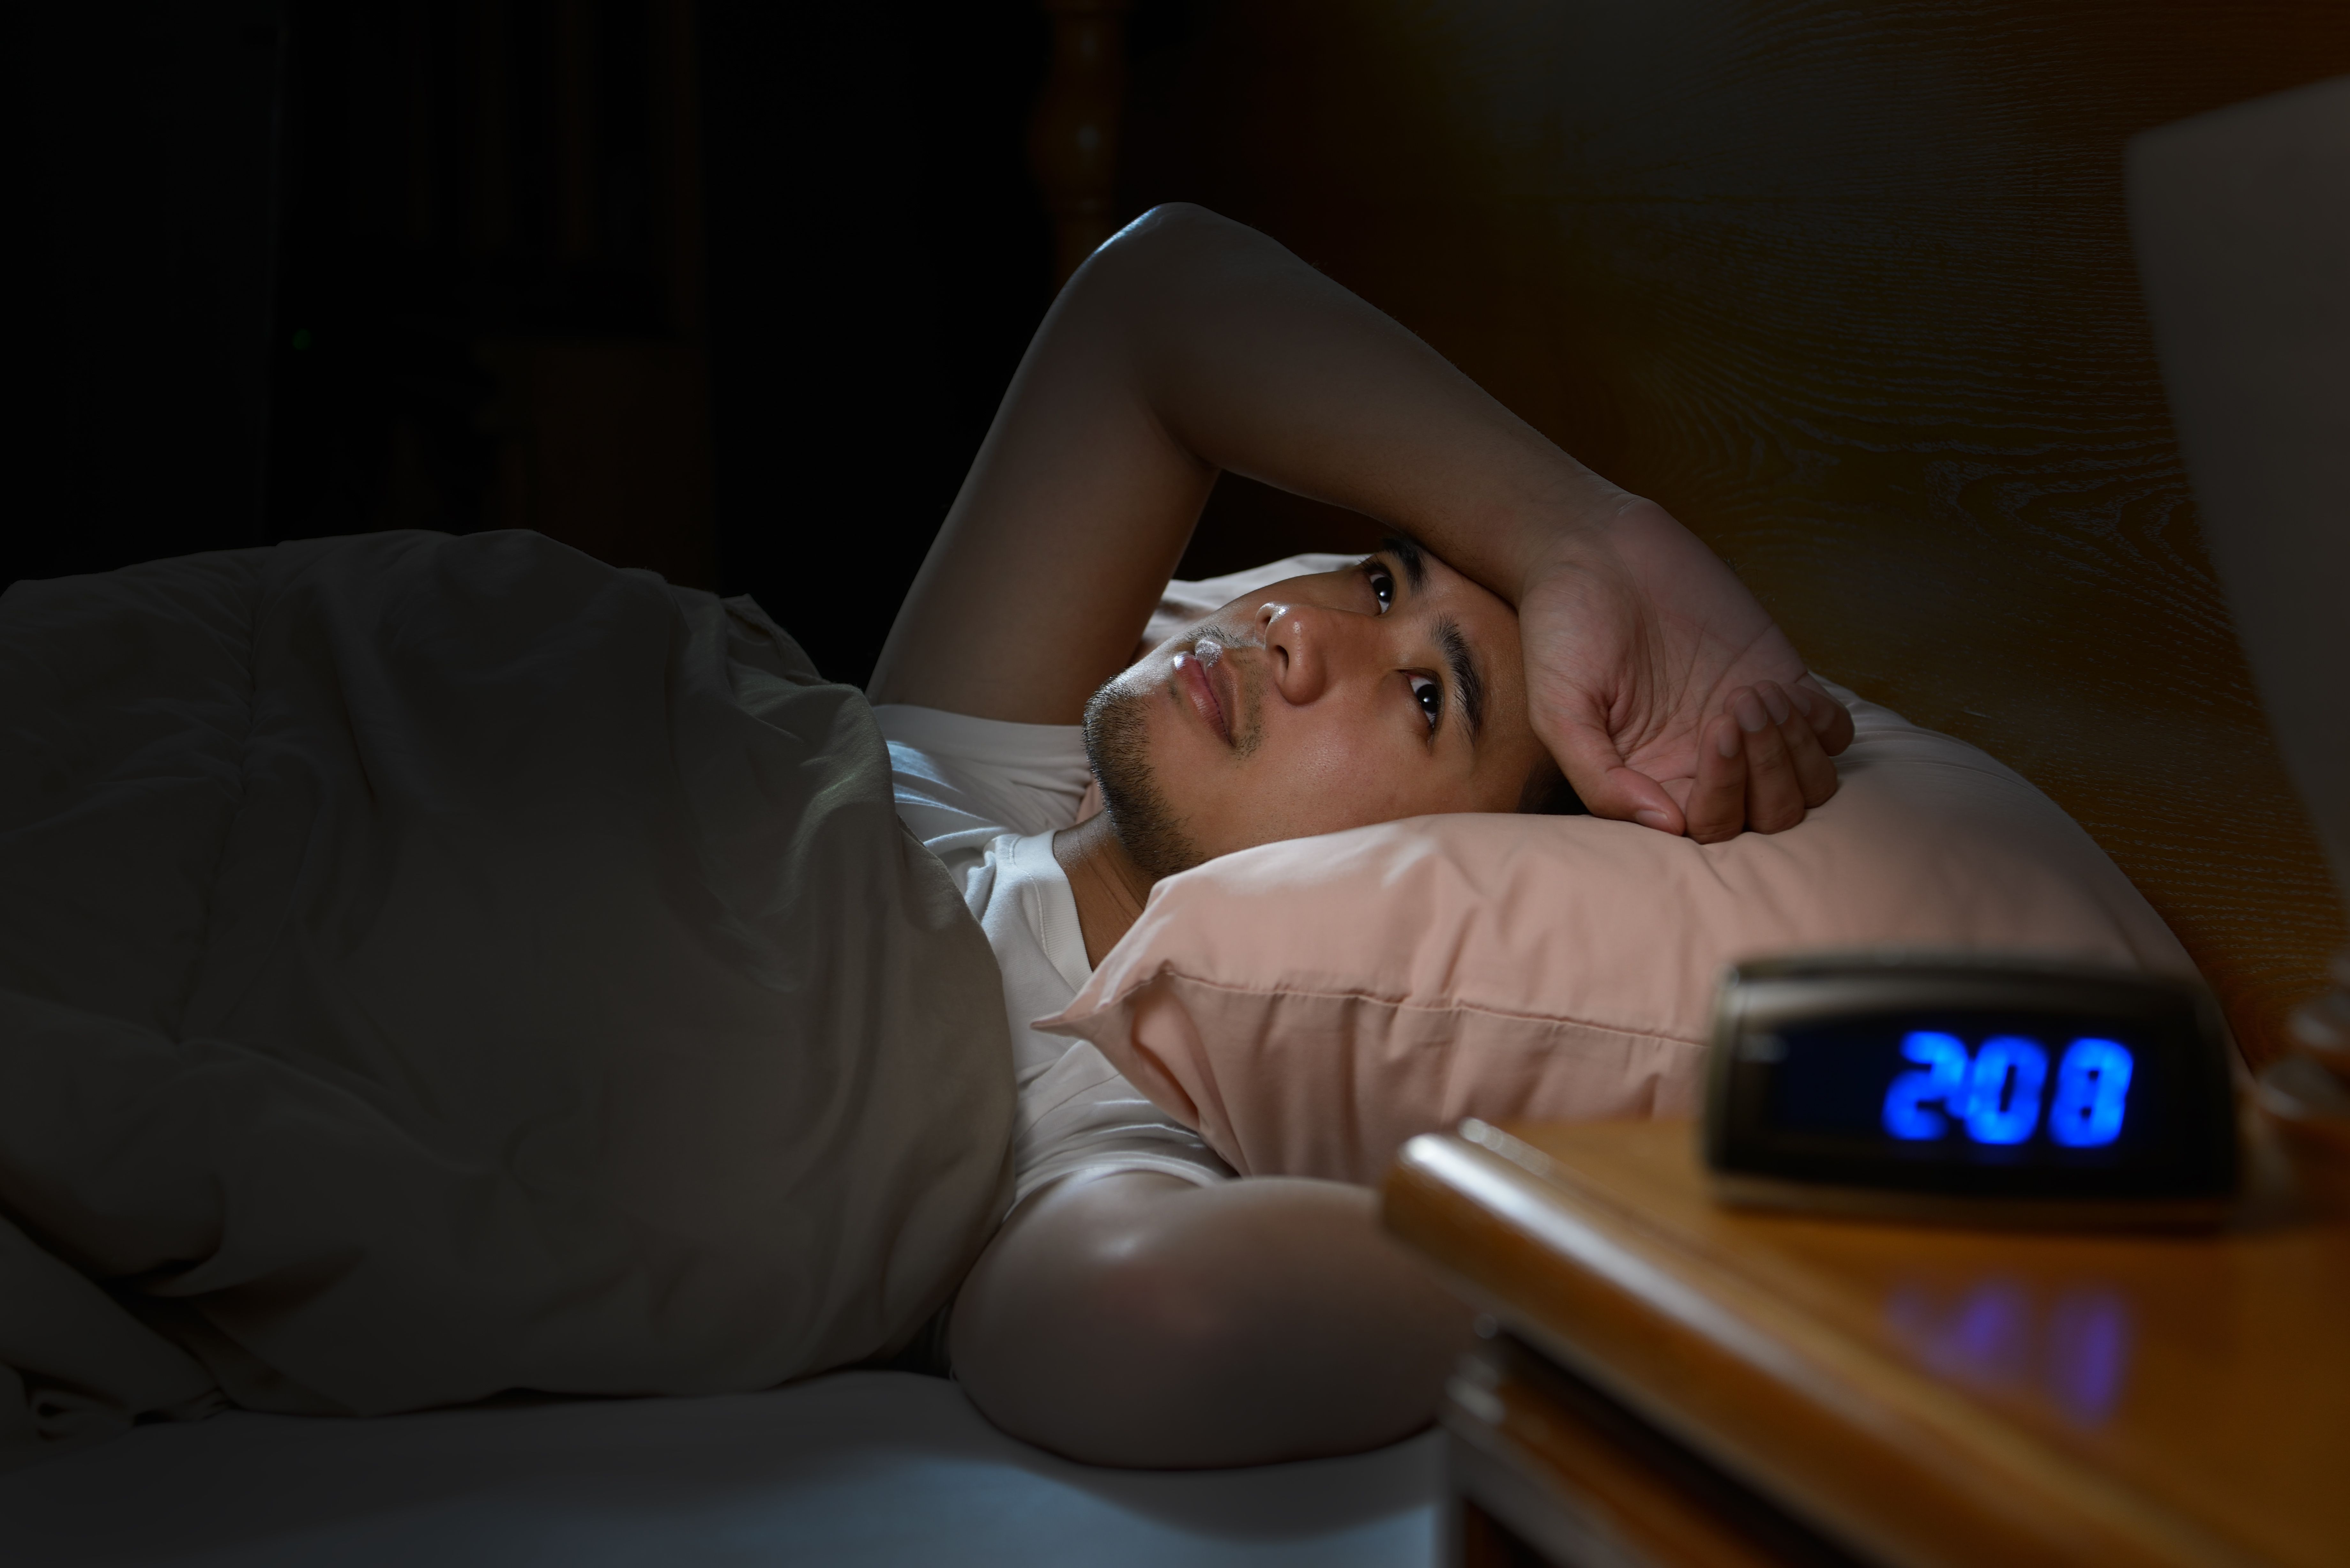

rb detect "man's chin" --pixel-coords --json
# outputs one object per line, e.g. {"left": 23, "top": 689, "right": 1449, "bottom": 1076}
{"left": 1082, "top": 677, "right": 1208, "bottom": 881}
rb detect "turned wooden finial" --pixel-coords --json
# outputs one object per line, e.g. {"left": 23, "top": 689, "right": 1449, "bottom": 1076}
{"left": 1029, "top": 0, "right": 1130, "bottom": 289}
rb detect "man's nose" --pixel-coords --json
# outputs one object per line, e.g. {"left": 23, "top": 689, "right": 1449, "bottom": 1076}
{"left": 1255, "top": 599, "right": 1370, "bottom": 705}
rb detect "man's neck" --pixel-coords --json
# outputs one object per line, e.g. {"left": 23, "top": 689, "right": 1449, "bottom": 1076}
{"left": 1052, "top": 811, "right": 1156, "bottom": 967}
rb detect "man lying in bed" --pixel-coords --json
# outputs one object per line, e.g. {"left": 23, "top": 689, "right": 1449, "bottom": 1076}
{"left": 867, "top": 204, "right": 1851, "bottom": 1466}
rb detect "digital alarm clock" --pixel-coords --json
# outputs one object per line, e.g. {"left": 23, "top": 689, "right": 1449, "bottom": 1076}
{"left": 1702, "top": 954, "right": 2241, "bottom": 1226}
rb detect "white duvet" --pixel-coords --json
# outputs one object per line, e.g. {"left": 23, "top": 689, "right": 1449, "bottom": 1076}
{"left": 0, "top": 530, "right": 1014, "bottom": 1465}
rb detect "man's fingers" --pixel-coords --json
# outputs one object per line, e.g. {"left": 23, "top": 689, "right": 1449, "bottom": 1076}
{"left": 1764, "top": 680, "right": 1840, "bottom": 808}
{"left": 1571, "top": 773, "right": 1687, "bottom": 833}
{"left": 1683, "top": 713, "right": 1748, "bottom": 844}
{"left": 1732, "top": 686, "right": 1806, "bottom": 833}
{"left": 1540, "top": 709, "right": 1687, "bottom": 834}
{"left": 1790, "top": 676, "right": 1855, "bottom": 756}
{"left": 1604, "top": 763, "right": 1686, "bottom": 835}
{"left": 1538, "top": 674, "right": 1840, "bottom": 841}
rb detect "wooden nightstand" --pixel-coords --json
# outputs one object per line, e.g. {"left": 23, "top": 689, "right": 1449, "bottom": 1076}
{"left": 1383, "top": 1120, "right": 2350, "bottom": 1568}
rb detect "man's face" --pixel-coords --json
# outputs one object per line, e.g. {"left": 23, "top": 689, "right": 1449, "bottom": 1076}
{"left": 1084, "top": 541, "right": 1553, "bottom": 877}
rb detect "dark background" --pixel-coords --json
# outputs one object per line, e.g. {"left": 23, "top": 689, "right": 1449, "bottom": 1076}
{"left": 8, "top": 0, "right": 1362, "bottom": 690}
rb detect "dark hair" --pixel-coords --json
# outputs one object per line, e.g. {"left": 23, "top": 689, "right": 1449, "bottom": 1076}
{"left": 1517, "top": 755, "right": 1588, "bottom": 816}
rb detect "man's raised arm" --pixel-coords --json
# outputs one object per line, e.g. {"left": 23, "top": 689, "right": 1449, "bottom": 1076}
{"left": 868, "top": 202, "right": 1849, "bottom": 838}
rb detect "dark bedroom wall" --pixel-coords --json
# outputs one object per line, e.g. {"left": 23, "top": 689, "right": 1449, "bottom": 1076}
{"left": 11, "top": 0, "right": 287, "bottom": 584}
{"left": 266, "top": 0, "right": 716, "bottom": 589}
{"left": 700, "top": 0, "right": 1056, "bottom": 689}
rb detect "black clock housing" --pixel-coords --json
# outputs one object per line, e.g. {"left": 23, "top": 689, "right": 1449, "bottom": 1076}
{"left": 1702, "top": 954, "right": 2239, "bottom": 1220}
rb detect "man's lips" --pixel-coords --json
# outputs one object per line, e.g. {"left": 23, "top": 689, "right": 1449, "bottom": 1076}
{"left": 1172, "top": 651, "right": 1232, "bottom": 745}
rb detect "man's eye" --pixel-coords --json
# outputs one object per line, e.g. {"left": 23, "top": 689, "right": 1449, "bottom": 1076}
{"left": 1364, "top": 564, "right": 1396, "bottom": 614}
{"left": 1409, "top": 674, "right": 1442, "bottom": 732}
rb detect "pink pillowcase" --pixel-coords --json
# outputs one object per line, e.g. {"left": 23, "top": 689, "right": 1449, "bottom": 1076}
{"left": 1037, "top": 684, "right": 2196, "bottom": 1186}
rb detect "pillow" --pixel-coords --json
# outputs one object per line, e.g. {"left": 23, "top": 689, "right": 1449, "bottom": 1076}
{"left": 1037, "top": 683, "right": 2197, "bottom": 1186}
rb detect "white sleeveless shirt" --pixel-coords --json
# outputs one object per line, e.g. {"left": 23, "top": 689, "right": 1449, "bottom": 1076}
{"left": 873, "top": 705, "right": 1233, "bottom": 1210}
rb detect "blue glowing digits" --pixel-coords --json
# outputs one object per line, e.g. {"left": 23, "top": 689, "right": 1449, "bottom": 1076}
{"left": 1882, "top": 1032, "right": 1970, "bottom": 1140}
{"left": 2048, "top": 1038, "right": 2133, "bottom": 1148}
{"left": 1881, "top": 1033, "right": 2132, "bottom": 1147}
{"left": 1965, "top": 1037, "right": 2047, "bottom": 1145}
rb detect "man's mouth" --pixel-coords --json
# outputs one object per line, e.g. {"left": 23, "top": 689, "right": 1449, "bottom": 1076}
{"left": 1172, "top": 649, "right": 1233, "bottom": 745}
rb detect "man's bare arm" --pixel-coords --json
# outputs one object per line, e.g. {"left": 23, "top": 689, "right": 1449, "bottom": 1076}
{"left": 872, "top": 201, "right": 1620, "bottom": 724}
{"left": 869, "top": 203, "right": 1845, "bottom": 835}
{"left": 950, "top": 1171, "right": 1470, "bottom": 1468}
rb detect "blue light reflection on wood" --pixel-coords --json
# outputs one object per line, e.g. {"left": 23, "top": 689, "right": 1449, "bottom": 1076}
{"left": 1884, "top": 1278, "right": 2136, "bottom": 1428}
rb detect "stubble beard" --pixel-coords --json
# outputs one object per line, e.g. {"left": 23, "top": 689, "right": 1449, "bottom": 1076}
{"left": 1082, "top": 678, "right": 1211, "bottom": 881}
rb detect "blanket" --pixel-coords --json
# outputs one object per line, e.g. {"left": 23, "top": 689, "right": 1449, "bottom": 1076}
{"left": 0, "top": 530, "right": 1015, "bottom": 1464}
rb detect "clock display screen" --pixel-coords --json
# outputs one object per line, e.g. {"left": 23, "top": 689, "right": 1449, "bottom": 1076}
{"left": 1762, "top": 1015, "right": 2158, "bottom": 1166}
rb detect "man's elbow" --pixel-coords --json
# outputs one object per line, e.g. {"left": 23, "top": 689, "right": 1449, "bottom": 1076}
{"left": 955, "top": 1243, "right": 1258, "bottom": 1467}
{"left": 1072, "top": 201, "right": 1257, "bottom": 293}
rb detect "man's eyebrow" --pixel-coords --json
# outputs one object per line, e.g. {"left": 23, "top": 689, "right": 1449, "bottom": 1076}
{"left": 1434, "top": 616, "right": 1484, "bottom": 745}
{"left": 1379, "top": 533, "right": 1427, "bottom": 593}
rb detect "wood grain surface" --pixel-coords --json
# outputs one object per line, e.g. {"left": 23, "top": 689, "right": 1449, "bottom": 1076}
{"left": 1129, "top": 1, "right": 2350, "bottom": 1062}
{"left": 1385, "top": 1120, "right": 2350, "bottom": 1568}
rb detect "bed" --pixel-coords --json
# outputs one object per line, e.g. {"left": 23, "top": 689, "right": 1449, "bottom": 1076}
{"left": 0, "top": 1371, "right": 1438, "bottom": 1567}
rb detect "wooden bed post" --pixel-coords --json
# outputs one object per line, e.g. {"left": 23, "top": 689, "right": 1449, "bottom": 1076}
{"left": 1030, "top": 0, "right": 1129, "bottom": 289}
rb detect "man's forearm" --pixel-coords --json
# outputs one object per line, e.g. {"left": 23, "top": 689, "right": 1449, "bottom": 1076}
{"left": 951, "top": 1170, "right": 1471, "bottom": 1468}
{"left": 871, "top": 201, "right": 1840, "bottom": 834}
{"left": 1099, "top": 206, "right": 1623, "bottom": 603}
{"left": 868, "top": 204, "right": 1614, "bottom": 720}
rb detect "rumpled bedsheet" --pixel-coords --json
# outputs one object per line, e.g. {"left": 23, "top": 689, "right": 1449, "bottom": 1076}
{"left": 0, "top": 530, "right": 1015, "bottom": 1465}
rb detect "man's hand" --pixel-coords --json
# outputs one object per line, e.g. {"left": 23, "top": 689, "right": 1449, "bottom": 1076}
{"left": 1518, "top": 499, "right": 1853, "bottom": 842}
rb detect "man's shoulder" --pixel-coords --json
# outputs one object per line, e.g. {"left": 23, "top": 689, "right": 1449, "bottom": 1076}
{"left": 874, "top": 704, "right": 1088, "bottom": 764}
{"left": 875, "top": 704, "right": 1093, "bottom": 844}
